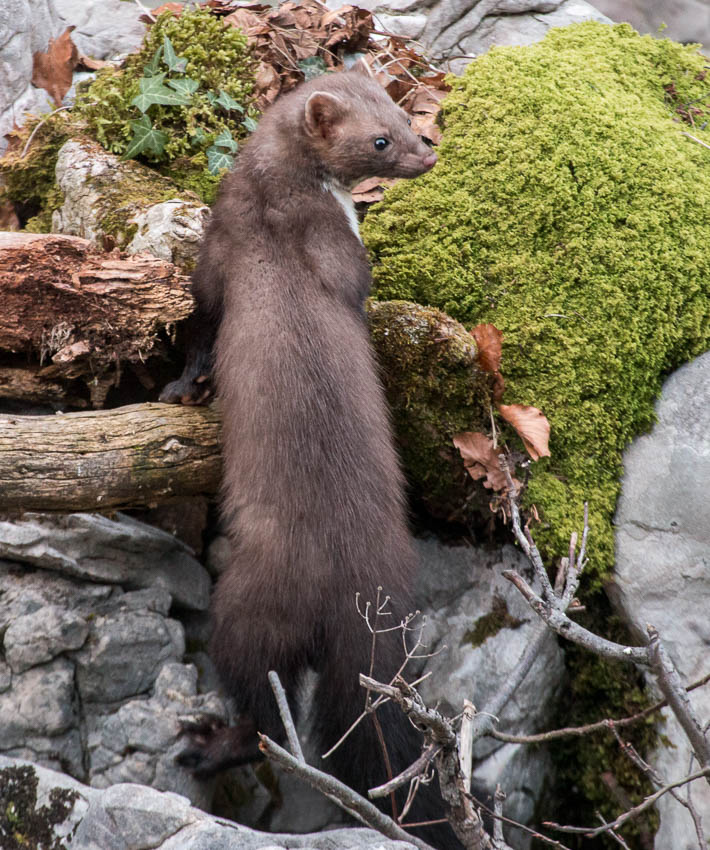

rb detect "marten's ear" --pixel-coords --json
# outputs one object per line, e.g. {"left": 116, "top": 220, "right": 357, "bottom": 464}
{"left": 351, "top": 58, "right": 372, "bottom": 78}
{"left": 305, "top": 92, "right": 346, "bottom": 140}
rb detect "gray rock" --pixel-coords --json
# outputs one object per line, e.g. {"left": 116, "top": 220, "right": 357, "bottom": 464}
{"left": 415, "top": 539, "right": 565, "bottom": 831}
{"left": 0, "top": 0, "right": 62, "bottom": 113}
{"left": 0, "top": 659, "right": 11, "bottom": 692}
{"left": 128, "top": 199, "right": 211, "bottom": 270}
{"left": 53, "top": 0, "right": 147, "bottom": 60}
{"left": 593, "top": 0, "right": 710, "bottom": 46}
{"left": 0, "top": 658, "right": 76, "bottom": 747}
{"left": 326, "top": 0, "right": 611, "bottom": 73}
{"left": 51, "top": 138, "right": 210, "bottom": 270}
{"left": 612, "top": 351, "right": 710, "bottom": 850}
{"left": 0, "top": 512, "right": 211, "bottom": 611}
{"left": 4, "top": 604, "right": 88, "bottom": 673}
{"left": 0, "top": 551, "right": 223, "bottom": 803}
{"left": 73, "top": 608, "right": 185, "bottom": 703}
{"left": 0, "top": 756, "right": 419, "bottom": 850}
{"left": 88, "top": 662, "right": 225, "bottom": 807}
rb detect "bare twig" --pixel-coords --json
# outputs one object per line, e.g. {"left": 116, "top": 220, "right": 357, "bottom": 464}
{"left": 132, "top": 0, "right": 155, "bottom": 22}
{"left": 544, "top": 767, "right": 710, "bottom": 837}
{"left": 493, "top": 786, "right": 505, "bottom": 846}
{"left": 21, "top": 106, "right": 70, "bottom": 158}
{"left": 460, "top": 700, "right": 475, "bottom": 793}
{"left": 369, "top": 744, "right": 440, "bottom": 799}
{"left": 502, "top": 569, "right": 648, "bottom": 664}
{"left": 259, "top": 734, "right": 436, "bottom": 850}
{"left": 611, "top": 727, "right": 706, "bottom": 850}
{"left": 489, "top": 671, "right": 710, "bottom": 744}
{"left": 682, "top": 130, "right": 710, "bottom": 150}
{"left": 647, "top": 627, "right": 710, "bottom": 773}
{"left": 596, "top": 811, "right": 632, "bottom": 849}
{"left": 268, "top": 670, "right": 304, "bottom": 762}
{"left": 361, "top": 675, "right": 515, "bottom": 850}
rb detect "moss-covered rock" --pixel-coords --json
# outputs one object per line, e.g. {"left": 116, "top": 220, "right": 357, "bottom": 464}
{"left": 367, "top": 300, "right": 489, "bottom": 518}
{"left": 74, "top": 8, "right": 256, "bottom": 202}
{"left": 51, "top": 138, "right": 208, "bottom": 271}
{"left": 362, "top": 22, "right": 710, "bottom": 582}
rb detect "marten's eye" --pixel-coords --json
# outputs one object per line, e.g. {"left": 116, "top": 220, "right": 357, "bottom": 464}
{"left": 407, "top": 118, "right": 412, "bottom": 127}
{"left": 374, "top": 137, "right": 390, "bottom": 151}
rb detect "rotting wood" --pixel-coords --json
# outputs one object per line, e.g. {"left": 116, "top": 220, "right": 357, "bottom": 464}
{"left": 0, "top": 232, "right": 193, "bottom": 385}
{"left": 0, "top": 402, "right": 221, "bottom": 512}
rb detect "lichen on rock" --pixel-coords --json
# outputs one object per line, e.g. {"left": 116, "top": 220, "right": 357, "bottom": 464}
{"left": 362, "top": 22, "right": 710, "bottom": 582}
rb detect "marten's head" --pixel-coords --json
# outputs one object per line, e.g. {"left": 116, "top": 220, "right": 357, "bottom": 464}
{"left": 301, "top": 63, "right": 437, "bottom": 185}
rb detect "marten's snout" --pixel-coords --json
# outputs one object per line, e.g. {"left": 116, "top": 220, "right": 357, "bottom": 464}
{"left": 422, "top": 151, "right": 438, "bottom": 170}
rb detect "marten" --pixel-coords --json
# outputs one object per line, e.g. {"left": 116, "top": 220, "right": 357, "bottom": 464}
{"left": 161, "top": 64, "right": 461, "bottom": 847}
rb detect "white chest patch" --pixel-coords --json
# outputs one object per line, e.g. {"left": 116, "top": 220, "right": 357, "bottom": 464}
{"left": 324, "top": 180, "right": 361, "bottom": 241}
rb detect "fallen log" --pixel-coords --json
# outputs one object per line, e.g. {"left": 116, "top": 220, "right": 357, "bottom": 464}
{"left": 0, "top": 232, "right": 193, "bottom": 389}
{"left": 0, "top": 402, "right": 220, "bottom": 512}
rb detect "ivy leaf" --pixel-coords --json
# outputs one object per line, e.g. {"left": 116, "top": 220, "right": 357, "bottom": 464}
{"left": 167, "top": 76, "right": 199, "bottom": 97}
{"left": 163, "top": 35, "right": 188, "bottom": 73}
{"left": 214, "top": 89, "right": 244, "bottom": 112}
{"left": 206, "top": 145, "right": 235, "bottom": 175}
{"left": 143, "top": 44, "right": 163, "bottom": 77}
{"left": 122, "top": 114, "right": 168, "bottom": 160}
{"left": 213, "top": 129, "right": 238, "bottom": 153}
{"left": 206, "top": 91, "right": 217, "bottom": 106}
{"left": 241, "top": 115, "right": 258, "bottom": 133}
{"left": 190, "top": 126, "right": 207, "bottom": 148}
{"left": 131, "top": 73, "right": 192, "bottom": 112}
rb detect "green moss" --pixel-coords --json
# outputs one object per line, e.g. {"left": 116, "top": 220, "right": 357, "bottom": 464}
{"left": 548, "top": 606, "right": 660, "bottom": 847}
{"left": 463, "top": 595, "right": 523, "bottom": 647}
{"left": 362, "top": 22, "right": 710, "bottom": 583}
{"left": 0, "top": 115, "right": 71, "bottom": 231}
{"left": 74, "top": 7, "right": 256, "bottom": 195}
{"left": 367, "top": 300, "right": 490, "bottom": 518}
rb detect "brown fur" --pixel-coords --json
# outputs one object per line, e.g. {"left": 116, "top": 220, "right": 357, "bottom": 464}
{"left": 163, "top": 67, "right": 460, "bottom": 847}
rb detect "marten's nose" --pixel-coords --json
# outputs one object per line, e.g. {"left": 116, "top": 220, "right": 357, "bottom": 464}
{"left": 423, "top": 152, "right": 438, "bottom": 170}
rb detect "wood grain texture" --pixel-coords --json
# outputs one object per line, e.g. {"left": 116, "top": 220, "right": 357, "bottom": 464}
{"left": 0, "top": 232, "right": 193, "bottom": 381}
{"left": 0, "top": 402, "right": 221, "bottom": 512}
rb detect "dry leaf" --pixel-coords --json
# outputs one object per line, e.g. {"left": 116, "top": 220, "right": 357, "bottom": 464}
{"left": 77, "top": 54, "right": 109, "bottom": 71}
{"left": 352, "top": 176, "right": 397, "bottom": 204}
{"left": 151, "top": 2, "right": 184, "bottom": 15}
{"left": 471, "top": 323, "right": 503, "bottom": 373}
{"left": 31, "top": 27, "right": 79, "bottom": 106}
{"left": 497, "top": 404, "right": 551, "bottom": 461}
{"left": 453, "top": 431, "right": 510, "bottom": 492}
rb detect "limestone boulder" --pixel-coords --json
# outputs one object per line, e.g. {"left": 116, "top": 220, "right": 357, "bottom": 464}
{"left": 611, "top": 351, "right": 710, "bottom": 850}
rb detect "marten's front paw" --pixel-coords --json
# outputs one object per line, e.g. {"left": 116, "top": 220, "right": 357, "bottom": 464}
{"left": 176, "top": 715, "right": 261, "bottom": 778}
{"left": 159, "top": 374, "right": 213, "bottom": 406}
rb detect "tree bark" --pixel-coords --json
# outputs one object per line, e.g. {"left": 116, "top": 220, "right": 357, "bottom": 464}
{"left": 0, "top": 232, "right": 193, "bottom": 382}
{"left": 0, "top": 402, "right": 220, "bottom": 512}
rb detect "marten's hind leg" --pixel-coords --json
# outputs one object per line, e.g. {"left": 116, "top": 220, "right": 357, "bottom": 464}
{"left": 177, "top": 598, "right": 312, "bottom": 777}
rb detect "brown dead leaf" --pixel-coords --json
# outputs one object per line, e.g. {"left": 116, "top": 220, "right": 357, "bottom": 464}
{"left": 224, "top": 9, "right": 269, "bottom": 37}
{"left": 31, "top": 27, "right": 79, "bottom": 106}
{"left": 77, "top": 54, "right": 109, "bottom": 71}
{"left": 471, "top": 323, "right": 503, "bottom": 374}
{"left": 497, "top": 404, "right": 551, "bottom": 461}
{"left": 453, "top": 432, "right": 511, "bottom": 492}
{"left": 410, "top": 113, "right": 441, "bottom": 145}
{"left": 352, "top": 176, "right": 398, "bottom": 204}
{"left": 322, "top": 6, "right": 354, "bottom": 24}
